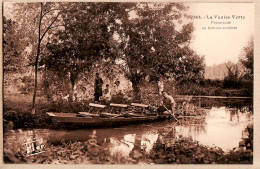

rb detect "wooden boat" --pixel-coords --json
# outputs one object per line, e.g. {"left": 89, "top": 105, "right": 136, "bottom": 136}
{"left": 46, "top": 103, "right": 171, "bottom": 128}
{"left": 46, "top": 112, "right": 169, "bottom": 128}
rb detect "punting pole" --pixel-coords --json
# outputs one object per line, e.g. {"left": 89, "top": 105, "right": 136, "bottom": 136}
{"left": 163, "top": 104, "right": 178, "bottom": 121}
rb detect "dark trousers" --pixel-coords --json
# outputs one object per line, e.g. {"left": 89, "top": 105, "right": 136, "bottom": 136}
{"left": 94, "top": 89, "right": 102, "bottom": 101}
{"left": 157, "top": 105, "right": 171, "bottom": 114}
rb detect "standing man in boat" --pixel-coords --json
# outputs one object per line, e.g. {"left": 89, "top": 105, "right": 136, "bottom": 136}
{"left": 94, "top": 73, "right": 103, "bottom": 102}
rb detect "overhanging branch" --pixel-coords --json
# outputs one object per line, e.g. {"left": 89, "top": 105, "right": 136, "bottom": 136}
{"left": 40, "top": 12, "right": 61, "bottom": 42}
{"left": 42, "top": 8, "right": 61, "bottom": 18}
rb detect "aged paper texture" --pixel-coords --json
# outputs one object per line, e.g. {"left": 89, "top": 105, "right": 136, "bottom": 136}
{"left": 1, "top": 0, "right": 259, "bottom": 169}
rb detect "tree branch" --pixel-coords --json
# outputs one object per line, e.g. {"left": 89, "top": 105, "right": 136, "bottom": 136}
{"left": 40, "top": 12, "right": 61, "bottom": 42}
{"left": 37, "top": 3, "right": 43, "bottom": 52}
{"left": 42, "top": 8, "right": 61, "bottom": 18}
{"left": 50, "top": 24, "right": 65, "bottom": 30}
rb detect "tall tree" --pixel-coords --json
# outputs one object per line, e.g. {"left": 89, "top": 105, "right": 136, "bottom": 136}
{"left": 3, "top": 17, "right": 23, "bottom": 73}
{"left": 117, "top": 3, "right": 205, "bottom": 98}
{"left": 43, "top": 3, "right": 135, "bottom": 100}
{"left": 3, "top": 16, "right": 28, "bottom": 93}
{"left": 32, "top": 3, "right": 63, "bottom": 114}
{"left": 239, "top": 37, "right": 253, "bottom": 96}
{"left": 223, "top": 62, "right": 243, "bottom": 88}
{"left": 239, "top": 37, "right": 253, "bottom": 79}
{"left": 10, "top": 2, "right": 64, "bottom": 114}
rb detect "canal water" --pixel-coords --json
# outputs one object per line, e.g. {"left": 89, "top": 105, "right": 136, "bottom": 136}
{"left": 4, "top": 99, "right": 253, "bottom": 157}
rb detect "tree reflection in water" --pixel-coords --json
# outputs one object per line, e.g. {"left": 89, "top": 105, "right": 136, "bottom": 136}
{"left": 109, "top": 134, "right": 136, "bottom": 157}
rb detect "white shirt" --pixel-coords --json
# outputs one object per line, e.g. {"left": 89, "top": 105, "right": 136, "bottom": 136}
{"left": 158, "top": 80, "right": 164, "bottom": 94}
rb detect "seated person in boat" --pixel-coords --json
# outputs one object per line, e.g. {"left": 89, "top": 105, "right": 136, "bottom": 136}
{"left": 157, "top": 91, "right": 176, "bottom": 115}
{"left": 114, "top": 79, "right": 123, "bottom": 95}
{"left": 100, "top": 84, "right": 112, "bottom": 104}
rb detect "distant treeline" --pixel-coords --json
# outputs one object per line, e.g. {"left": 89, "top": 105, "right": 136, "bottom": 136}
{"left": 204, "top": 61, "right": 244, "bottom": 80}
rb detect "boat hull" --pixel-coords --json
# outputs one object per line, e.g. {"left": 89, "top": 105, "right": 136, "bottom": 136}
{"left": 47, "top": 112, "right": 170, "bottom": 129}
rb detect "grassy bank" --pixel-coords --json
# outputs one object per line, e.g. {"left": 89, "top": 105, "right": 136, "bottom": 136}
{"left": 3, "top": 89, "right": 204, "bottom": 130}
{"left": 3, "top": 93, "right": 91, "bottom": 129}
{"left": 175, "top": 83, "right": 252, "bottom": 97}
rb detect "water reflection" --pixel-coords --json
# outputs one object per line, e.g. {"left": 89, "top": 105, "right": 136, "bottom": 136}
{"left": 176, "top": 117, "right": 207, "bottom": 142}
{"left": 141, "top": 133, "right": 158, "bottom": 153}
{"left": 191, "top": 107, "right": 253, "bottom": 151}
{"left": 108, "top": 132, "right": 160, "bottom": 156}
{"left": 229, "top": 108, "right": 239, "bottom": 122}
{"left": 4, "top": 105, "right": 253, "bottom": 157}
{"left": 109, "top": 134, "right": 136, "bottom": 156}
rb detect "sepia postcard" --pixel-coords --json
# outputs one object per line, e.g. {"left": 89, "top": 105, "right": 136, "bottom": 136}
{"left": 1, "top": 0, "right": 259, "bottom": 169}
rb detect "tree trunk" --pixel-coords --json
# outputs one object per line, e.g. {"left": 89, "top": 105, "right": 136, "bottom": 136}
{"left": 31, "top": 52, "right": 39, "bottom": 114}
{"left": 70, "top": 70, "right": 78, "bottom": 102}
{"left": 71, "top": 81, "right": 75, "bottom": 102}
{"left": 132, "top": 82, "right": 141, "bottom": 102}
{"left": 31, "top": 3, "right": 61, "bottom": 114}
{"left": 32, "top": 4, "right": 43, "bottom": 114}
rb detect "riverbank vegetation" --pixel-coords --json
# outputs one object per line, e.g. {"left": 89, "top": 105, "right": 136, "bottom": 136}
{"left": 3, "top": 91, "right": 207, "bottom": 130}
{"left": 4, "top": 124, "right": 253, "bottom": 164}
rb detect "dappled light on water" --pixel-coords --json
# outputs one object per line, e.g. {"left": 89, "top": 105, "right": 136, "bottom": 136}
{"left": 180, "top": 107, "right": 253, "bottom": 151}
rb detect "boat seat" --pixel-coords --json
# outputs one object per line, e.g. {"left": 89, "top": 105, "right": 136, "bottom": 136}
{"left": 89, "top": 103, "right": 106, "bottom": 108}
{"left": 87, "top": 103, "right": 106, "bottom": 114}
{"left": 109, "top": 103, "right": 128, "bottom": 114}
{"left": 131, "top": 103, "right": 148, "bottom": 108}
{"left": 47, "top": 112, "right": 56, "bottom": 117}
{"left": 109, "top": 103, "right": 128, "bottom": 108}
